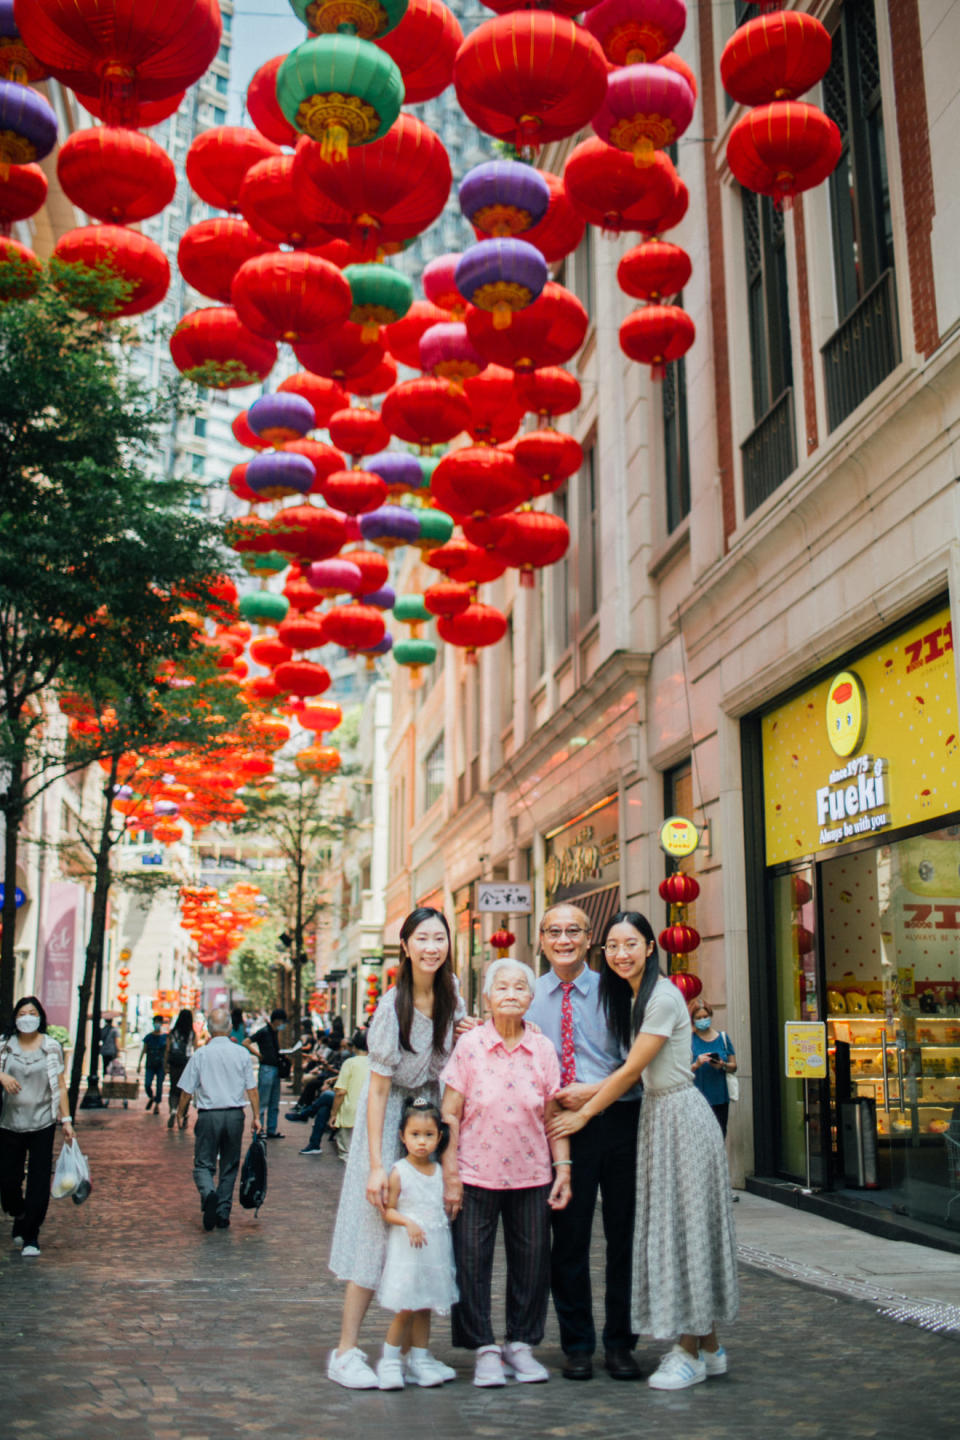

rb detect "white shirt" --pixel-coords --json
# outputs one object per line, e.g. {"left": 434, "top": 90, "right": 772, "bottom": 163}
{"left": 178, "top": 1036, "right": 255, "bottom": 1110}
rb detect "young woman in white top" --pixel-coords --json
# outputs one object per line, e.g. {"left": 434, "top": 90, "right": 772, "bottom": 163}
{"left": 549, "top": 912, "right": 738, "bottom": 1391}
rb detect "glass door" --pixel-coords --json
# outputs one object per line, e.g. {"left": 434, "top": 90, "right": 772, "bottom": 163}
{"left": 772, "top": 864, "right": 829, "bottom": 1186}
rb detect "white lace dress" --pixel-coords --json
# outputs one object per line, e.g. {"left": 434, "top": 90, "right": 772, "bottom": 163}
{"left": 329, "top": 986, "right": 464, "bottom": 1291}
{"left": 376, "top": 1159, "right": 459, "bottom": 1315}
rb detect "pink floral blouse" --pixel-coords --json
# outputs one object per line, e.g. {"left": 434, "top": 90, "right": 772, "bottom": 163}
{"left": 440, "top": 1021, "right": 560, "bottom": 1190}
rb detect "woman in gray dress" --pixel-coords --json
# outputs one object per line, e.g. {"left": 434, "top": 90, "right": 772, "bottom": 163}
{"left": 328, "top": 907, "right": 466, "bottom": 1390}
{"left": 549, "top": 912, "right": 738, "bottom": 1392}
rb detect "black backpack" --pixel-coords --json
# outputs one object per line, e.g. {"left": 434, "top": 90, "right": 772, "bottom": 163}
{"left": 238, "top": 1133, "right": 268, "bottom": 1216}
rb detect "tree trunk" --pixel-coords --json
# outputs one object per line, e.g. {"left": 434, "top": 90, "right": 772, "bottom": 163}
{"left": 292, "top": 848, "right": 305, "bottom": 1091}
{"left": 69, "top": 762, "right": 118, "bottom": 1113}
{"left": 0, "top": 768, "right": 25, "bottom": 1025}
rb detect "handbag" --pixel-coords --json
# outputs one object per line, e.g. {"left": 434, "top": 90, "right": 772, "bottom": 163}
{"left": 721, "top": 1033, "right": 739, "bottom": 1102}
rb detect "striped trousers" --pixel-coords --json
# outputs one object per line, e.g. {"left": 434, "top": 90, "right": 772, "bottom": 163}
{"left": 451, "top": 1182, "right": 552, "bottom": 1349}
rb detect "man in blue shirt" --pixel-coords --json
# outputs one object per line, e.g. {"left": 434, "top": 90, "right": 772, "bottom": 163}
{"left": 137, "top": 1016, "right": 167, "bottom": 1114}
{"left": 526, "top": 902, "right": 641, "bottom": 1382}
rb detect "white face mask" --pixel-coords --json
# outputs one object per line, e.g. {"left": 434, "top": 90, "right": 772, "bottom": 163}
{"left": 16, "top": 1014, "right": 40, "bottom": 1034}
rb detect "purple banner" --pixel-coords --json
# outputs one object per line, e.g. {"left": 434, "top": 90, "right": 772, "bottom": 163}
{"left": 40, "top": 882, "right": 78, "bottom": 1028}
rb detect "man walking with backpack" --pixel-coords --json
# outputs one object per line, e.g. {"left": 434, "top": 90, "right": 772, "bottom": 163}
{"left": 175, "top": 1008, "right": 261, "bottom": 1231}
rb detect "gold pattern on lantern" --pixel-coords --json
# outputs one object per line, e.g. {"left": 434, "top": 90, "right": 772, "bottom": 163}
{"left": 296, "top": 93, "right": 382, "bottom": 161}
{"left": 305, "top": 0, "right": 389, "bottom": 39}
{"left": 471, "top": 280, "right": 534, "bottom": 329}
{"left": 472, "top": 203, "right": 533, "bottom": 237}
{"left": 608, "top": 113, "right": 677, "bottom": 166}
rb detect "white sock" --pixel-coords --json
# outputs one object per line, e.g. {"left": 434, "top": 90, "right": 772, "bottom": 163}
{"left": 383, "top": 1341, "right": 403, "bottom": 1359}
{"left": 409, "top": 1346, "right": 429, "bottom": 1360}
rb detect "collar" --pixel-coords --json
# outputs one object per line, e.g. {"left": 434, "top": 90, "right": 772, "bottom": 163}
{"left": 481, "top": 1019, "right": 535, "bottom": 1053}
{"left": 543, "top": 964, "right": 593, "bottom": 996}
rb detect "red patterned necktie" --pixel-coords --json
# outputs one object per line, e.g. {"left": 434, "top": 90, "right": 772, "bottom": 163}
{"left": 560, "top": 981, "right": 576, "bottom": 1086}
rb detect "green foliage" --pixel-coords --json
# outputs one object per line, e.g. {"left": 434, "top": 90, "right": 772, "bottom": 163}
{"left": 182, "top": 359, "right": 262, "bottom": 389}
{"left": 227, "top": 920, "right": 284, "bottom": 1012}
{"left": 47, "top": 257, "right": 136, "bottom": 317}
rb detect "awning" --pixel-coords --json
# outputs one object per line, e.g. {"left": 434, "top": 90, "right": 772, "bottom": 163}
{"left": 565, "top": 883, "right": 621, "bottom": 943}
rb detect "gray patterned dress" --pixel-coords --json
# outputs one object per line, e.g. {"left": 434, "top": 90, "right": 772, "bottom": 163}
{"left": 631, "top": 977, "right": 739, "bottom": 1339}
{"left": 329, "top": 985, "right": 464, "bottom": 1291}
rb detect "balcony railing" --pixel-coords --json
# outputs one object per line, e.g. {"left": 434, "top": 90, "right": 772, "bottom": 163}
{"left": 822, "top": 268, "right": 901, "bottom": 433}
{"left": 742, "top": 387, "right": 797, "bottom": 516}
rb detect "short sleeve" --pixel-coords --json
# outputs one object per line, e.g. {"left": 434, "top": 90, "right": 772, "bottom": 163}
{"left": 640, "top": 980, "right": 683, "bottom": 1039}
{"left": 537, "top": 1035, "right": 561, "bottom": 1098}
{"left": 723, "top": 1033, "right": 736, "bottom": 1057}
{"left": 367, "top": 993, "right": 402, "bottom": 1077}
{"left": 49, "top": 1039, "right": 65, "bottom": 1076}
{"left": 439, "top": 1031, "right": 473, "bottom": 1095}
{"left": 242, "top": 1050, "right": 256, "bottom": 1089}
{"left": 178, "top": 1053, "right": 200, "bottom": 1095}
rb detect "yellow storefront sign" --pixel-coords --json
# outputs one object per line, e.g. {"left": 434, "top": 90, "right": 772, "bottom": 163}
{"left": 762, "top": 607, "right": 960, "bottom": 865}
{"left": 784, "top": 1021, "right": 828, "bottom": 1079}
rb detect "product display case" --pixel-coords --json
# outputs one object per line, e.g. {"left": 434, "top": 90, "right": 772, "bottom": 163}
{"left": 828, "top": 1013, "right": 960, "bottom": 1140}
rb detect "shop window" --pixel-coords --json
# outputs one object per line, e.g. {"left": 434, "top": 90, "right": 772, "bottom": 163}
{"left": 578, "top": 444, "right": 600, "bottom": 620}
{"left": 662, "top": 356, "right": 690, "bottom": 532}
{"left": 424, "top": 736, "right": 444, "bottom": 810}
{"left": 741, "top": 188, "right": 796, "bottom": 515}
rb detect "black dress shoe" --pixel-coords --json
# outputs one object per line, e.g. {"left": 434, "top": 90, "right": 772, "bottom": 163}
{"left": 202, "top": 1193, "right": 218, "bottom": 1231}
{"left": 215, "top": 1216, "right": 230, "bottom": 1229}
{"left": 265, "top": 1131, "right": 285, "bottom": 1139}
{"left": 562, "top": 1352, "right": 593, "bottom": 1380}
{"left": 605, "top": 1349, "right": 641, "bottom": 1380}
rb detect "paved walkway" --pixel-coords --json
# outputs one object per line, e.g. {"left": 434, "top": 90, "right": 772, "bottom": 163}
{"left": 1, "top": 1104, "right": 958, "bottom": 1440}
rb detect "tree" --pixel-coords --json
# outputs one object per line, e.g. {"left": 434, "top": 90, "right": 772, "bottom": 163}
{"left": 0, "top": 266, "right": 234, "bottom": 1022}
{"left": 227, "top": 919, "right": 285, "bottom": 1014}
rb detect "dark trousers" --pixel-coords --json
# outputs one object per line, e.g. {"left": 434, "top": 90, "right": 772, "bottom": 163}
{"left": 451, "top": 1182, "right": 552, "bottom": 1350}
{"left": 0, "top": 1124, "right": 56, "bottom": 1247}
{"left": 168, "top": 1061, "right": 187, "bottom": 1113}
{"left": 712, "top": 1102, "right": 730, "bottom": 1137}
{"left": 193, "top": 1108, "right": 245, "bottom": 1219}
{"left": 307, "top": 1090, "right": 335, "bottom": 1148}
{"left": 145, "top": 1066, "right": 164, "bottom": 1105}
{"left": 550, "top": 1098, "right": 640, "bottom": 1355}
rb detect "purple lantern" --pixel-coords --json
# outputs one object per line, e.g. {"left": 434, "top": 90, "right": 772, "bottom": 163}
{"left": 455, "top": 238, "right": 548, "bottom": 331}
{"left": 365, "top": 451, "right": 424, "bottom": 496}
{"left": 366, "top": 633, "right": 393, "bottom": 656}
{"left": 364, "top": 584, "right": 396, "bottom": 610}
{"left": 359, "top": 504, "right": 421, "bottom": 550}
{"left": 307, "top": 557, "right": 363, "bottom": 597}
{"left": 459, "top": 160, "right": 551, "bottom": 238}
{"left": 0, "top": 1, "right": 46, "bottom": 83}
{"left": 153, "top": 799, "right": 180, "bottom": 818}
{"left": 246, "top": 450, "right": 316, "bottom": 500}
{"left": 0, "top": 79, "right": 56, "bottom": 168}
{"left": 418, "top": 322, "right": 487, "bottom": 385}
{"left": 247, "top": 392, "right": 316, "bottom": 446}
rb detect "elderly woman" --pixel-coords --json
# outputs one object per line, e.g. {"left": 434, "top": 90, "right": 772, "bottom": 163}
{"left": 441, "top": 959, "right": 572, "bottom": 1389}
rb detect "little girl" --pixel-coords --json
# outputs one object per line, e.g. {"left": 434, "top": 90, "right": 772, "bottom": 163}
{"left": 375, "top": 1095, "right": 459, "bottom": 1389}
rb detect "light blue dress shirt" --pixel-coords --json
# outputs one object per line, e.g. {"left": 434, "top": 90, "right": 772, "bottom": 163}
{"left": 526, "top": 965, "right": 642, "bottom": 1101}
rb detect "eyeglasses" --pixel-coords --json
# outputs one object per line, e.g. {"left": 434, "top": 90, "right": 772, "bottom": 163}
{"left": 604, "top": 940, "right": 645, "bottom": 955}
{"left": 542, "top": 926, "right": 588, "bottom": 940}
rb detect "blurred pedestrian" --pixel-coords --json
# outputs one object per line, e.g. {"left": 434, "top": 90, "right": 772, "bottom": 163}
{"left": 244, "top": 1008, "right": 287, "bottom": 1139}
{"left": 330, "top": 1030, "right": 369, "bottom": 1161}
{"left": 691, "top": 1003, "right": 737, "bottom": 1138}
{"left": 166, "top": 1009, "right": 195, "bottom": 1130}
{"left": 137, "top": 1015, "right": 167, "bottom": 1113}
{"left": 100, "top": 1017, "right": 118, "bottom": 1078}
{"left": 229, "top": 1008, "right": 246, "bottom": 1044}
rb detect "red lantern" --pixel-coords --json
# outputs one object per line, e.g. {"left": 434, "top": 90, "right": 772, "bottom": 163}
{"left": 347, "top": 357, "right": 398, "bottom": 398}
{"left": 668, "top": 970, "right": 703, "bottom": 1002}
{"left": 381, "top": 378, "right": 472, "bottom": 447}
{"left": 619, "top": 304, "right": 695, "bottom": 377}
{"left": 424, "top": 580, "right": 472, "bottom": 619}
{"left": 521, "top": 170, "right": 585, "bottom": 265}
{"left": 430, "top": 446, "right": 529, "bottom": 519}
{"left": 659, "top": 923, "right": 700, "bottom": 955}
{"left": 278, "top": 373, "right": 348, "bottom": 429}
{"left": 463, "top": 364, "right": 525, "bottom": 444}
{"left": 793, "top": 923, "right": 815, "bottom": 957}
{"left": 229, "top": 463, "right": 258, "bottom": 502}
{"left": 295, "top": 321, "right": 385, "bottom": 383}
{"left": 454, "top": 14, "right": 608, "bottom": 149}
{"left": 427, "top": 537, "right": 506, "bottom": 585}
{"left": 170, "top": 307, "right": 277, "bottom": 389}
{"left": 791, "top": 874, "right": 813, "bottom": 908}
{"left": 323, "top": 603, "right": 386, "bottom": 652}
{"left": 53, "top": 226, "right": 170, "bottom": 317}
{"left": 467, "top": 282, "right": 588, "bottom": 372}
{"left": 496, "top": 510, "right": 570, "bottom": 586}
{"left": 278, "top": 610, "right": 327, "bottom": 651}
{"left": 383, "top": 298, "right": 452, "bottom": 369}
{"left": 283, "top": 439, "right": 346, "bottom": 494}
{"left": 233, "top": 411, "right": 266, "bottom": 451}
{"left": 437, "top": 603, "right": 507, "bottom": 662}
{"left": 721, "top": 11, "right": 832, "bottom": 107}
{"left": 284, "top": 568, "right": 323, "bottom": 612}
{"left": 726, "top": 101, "right": 841, "bottom": 209}
{"left": 564, "top": 139, "right": 684, "bottom": 236}
{"left": 490, "top": 927, "right": 515, "bottom": 957}
{"left": 656, "top": 51, "right": 697, "bottom": 102}
{"left": 247, "top": 56, "right": 298, "bottom": 147}
{"left": 249, "top": 636, "right": 292, "bottom": 668}
{"left": 178, "top": 219, "right": 275, "bottom": 306}
{"left": 299, "top": 701, "right": 343, "bottom": 734}
{"left": 295, "top": 744, "right": 341, "bottom": 775}
{"left": 320, "top": 468, "right": 388, "bottom": 516}
{"left": 515, "top": 367, "right": 580, "bottom": 420}
{"left": 658, "top": 872, "right": 700, "bottom": 906}
{"left": 239, "top": 154, "right": 332, "bottom": 248}
{"left": 342, "top": 547, "right": 389, "bottom": 594}
{"left": 273, "top": 660, "right": 332, "bottom": 699}
{"left": 585, "top": 0, "right": 686, "bottom": 66}
{"left": 328, "top": 406, "right": 390, "bottom": 459}
{"left": 231, "top": 252, "right": 351, "bottom": 343}
{"left": 270, "top": 504, "right": 348, "bottom": 562}
{"left": 186, "top": 126, "right": 279, "bottom": 213}
{"left": 0, "top": 163, "right": 47, "bottom": 228}
{"left": 56, "top": 127, "right": 176, "bottom": 224}
{"left": 617, "top": 240, "right": 691, "bottom": 301}
{"left": 374, "top": 0, "right": 462, "bottom": 104}
{"left": 73, "top": 88, "right": 185, "bottom": 129}
{"left": 513, "top": 429, "right": 582, "bottom": 498}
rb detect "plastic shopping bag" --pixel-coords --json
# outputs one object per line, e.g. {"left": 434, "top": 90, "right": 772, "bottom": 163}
{"left": 52, "top": 1139, "right": 90, "bottom": 1200}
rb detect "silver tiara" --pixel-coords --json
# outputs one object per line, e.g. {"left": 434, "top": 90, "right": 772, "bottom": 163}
{"left": 411, "top": 1096, "right": 432, "bottom": 1108}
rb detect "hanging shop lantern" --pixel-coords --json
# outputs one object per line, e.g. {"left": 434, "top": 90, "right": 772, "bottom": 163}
{"left": 295, "top": 743, "right": 341, "bottom": 776}
{"left": 283, "top": 438, "right": 347, "bottom": 493}
{"left": 299, "top": 700, "right": 343, "bottom": 734}
{"left": 383, "top": 298, "right": 451, "bottom": 368}
{"left": 238, "top": 154, "right": 332, "bottom": 248}
{"left": 726, "top": 100, "right": 841, "bottom": 209}
{"left": 320, "top": 467, "right": 388, "bottom": 516}
{"left": 658, "top": 871, "right": 700, "bottom": 906}
{"left": 295, "top": 320, "right": 385, "bottom": 384}
{"left": 515, "top": 366, "right": 580, "bottom": 421}
{"left": 72, "top": 86, "right": 184, "bottom": 129}
{"left": 248, "top": 392, "right": 316, "bottom": 447}
{"left": 57, "top": 127, "right": 176, "bottom": 224}
{"left": 273, "top": 659, "right": 333, "bottom": 698}
{"left": 668, "top": 969, "right": 702, "bottom": 1002}
{"left": 720, "top": 10, "right": 831, "bottom": 107}
{"left": 276, "top": 35, "right": 404, "bottom": 164}
{"left": 52, "top": 225, "right": 170, "bottom": 317}
{"left": 374, "top": 0, "right": 461, "bottom": 104}
{"left": 0, "top": 160, "right": 46, "bottom": 229}
{"left": 247, "top": 55, "right": 298, "bottom": 147}
{"left": 456, "top": 237, "right": 547, "bottom": 331}
{"left": 328, "top": 405, "right": 390, "bottom": 459}
{"left": 0, "top": 79, "right": 56, "bottom": 170}
{"left": 249, "top": 636, "right": 293, "bottom": 669}
{"left": 358, "top": 504, "right": 421, "bottom": 550}
{"left": 418, "top": 321, "right": 486, "bottom": 387}
{"left": 186, "top": 126, "right": 280, "bottom": 213}
{"left": 659, "top": 922, "right": 700, "bottom": 956}
{"left": 490, "top": 928, "right": 515, "bottom": 958}
{"left": 380, "top": 377, "right": 472, "bottom": 448}
{"left": 459, "top": 159, "right": 550, "bottom": 239}
{"left": 343, "top": 262, "right": 413, "bottom": 343}
{"left": 466, "top": 281, "right": 588, "bottom": 373}
{"left": 564, "top": 137, "right": 684, "bottom": 236}
{"left": 0, "top": 236, "right": 40, "bottom": 298}
{"left": 364, "top": 451, "right": 424, "bottom": 497}
{"left": 593, "top": 62, "right": 695, "bottom": 166}
{"left": 270, "top": 504, "right": 349, "bottom": 562}
{"left": 424, "top": 580, "right": 471, "bottom": 619}
{"left": 584, "top": 0, "right": 687, "bottom": 67}
{"left": 278, "top": 372, "right": 347, "bottom": 429}
{"left": 430, "top": 445, "right": 529, "bottom": 519}
{"left": 171, "top": 307, "right": 277, "bottom": 389}
{"left": 338, "top": 546, "right": 389, "bottom": 593}
{"left": 278, "top": 609, "right": 328, "bottom": 651}
{"left": 427, "top": 536, "right": 506, "bottom": 585}
{"left": 307, "top": 558, "right": 363, "bottom": 598}
{"left": 232, "top": 251, "right": 351, "bottom": 344}
{"left": 619, "top": 303, "right": 695, "bottom": 377}
{"left": 246, "top": 451, "right": 317, "bottom": 501}
{"left": 347, "top": 357, "right": 398, "bottom": 398}
{"left": 323, "top": 602, "right": 387, "bottom": 651}
{"left": 462, "top": 363, "right": 524, "bottom": 444}
{"left": 617, "top": 239, "right": 691, "bottom": 301}
{"left": 513, "top": 428, "right": 583, "bottom": 499}
{"left": 284, "top": 566, "right": 323, "bottom": 612}
{"left": 437, "top": 603, "right": 507, "bottom": 663}
{"left": 496, "top": 509, "right": 570, "bottom": 586}
{"left": 521, "top": 169, "right": 585, "bottom": 265}
{"left": 177, "top": 219, "right": 275, "bottom": 306}
{"left": 453, "top": 13, "right": 608, "bottom": 150}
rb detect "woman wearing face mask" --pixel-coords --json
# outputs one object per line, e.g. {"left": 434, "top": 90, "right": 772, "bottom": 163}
{"left": 0, "top": 997, "right": 75, "bottom": 1258}
{"left": 327, "top": 907, "right": 470, "bottom": 1390}
{"left": 691, "top": 1003, "right": 737, "bottom": 1138}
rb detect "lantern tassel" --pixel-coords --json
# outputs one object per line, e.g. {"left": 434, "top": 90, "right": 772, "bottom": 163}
{"left": 320, "top": 123, "right": 350, "bottom": 164}
{"left": 632, "top": 136, "right": 656, "bottom": 168}
{"left": 360, "top": 320, "right": 380, "bottom": 343}
{"left": 492, "top": 301, "right": 513, "bottom": 330}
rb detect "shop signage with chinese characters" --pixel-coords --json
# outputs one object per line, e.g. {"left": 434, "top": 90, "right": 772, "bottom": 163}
{"left": 475, "top": 882, "right": 532, "bottom": 914}
{"left": 784, "top": 1021, "right": 828, "bottom": 1078}
{"left": 544, "top": 796, "right": 619, "bottom": 903}
{"left": 762, "top": 608, "right": 960, "bottom": 865}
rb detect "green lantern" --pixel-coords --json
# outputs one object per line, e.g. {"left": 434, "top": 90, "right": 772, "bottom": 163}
{"left": 241, "top": 551, "right": 289, "bottom": 579}
{"left": 238, "top": 591, "right": 290, "bottom": 626}
{"left": 344, "top": 263, "right": 413, "bottom": 341}
{"left": 277, "top": 36, "right": 404, "bottom": 164}
{"left": 419, "top": 455, "right": 441, "bottom": 487}
{"left": 414, "top": 508, "right": 454, "bottom": 552}
{"left": 289, "top": 0, "right": 408, "bottom": 41}
{"left": 394, "top": 594, "right": 430, "bottom": 629}
{"left": 394, "top": 636, "right": 437, "bottom": 685}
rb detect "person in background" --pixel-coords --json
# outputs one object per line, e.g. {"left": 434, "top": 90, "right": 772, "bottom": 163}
{"left": 244, "top": 1007, "right": 288, "bottom": 1139}
{"left": 691, "top": 1003, "right": 737, "bottom": 1138}
{"left": 175, "top": 1007, "right": 261, "bottom": 1231}
{"left": 298, "top": 1074, "right": 339, "bottom": 1157}
{"left": 0, "top": 997, "right": 75, "bottom": 1258}
{"left": 229, "top": 1009, "right": 246, "bottom": 1044}
{"left": 138, "top": 1015, "right": 167, "bottom": 1113}
{"left": 330, "top": 1030, "right": 369, "bottom": 1161}
{"left": 166, "top": 1009, "right": 195, "bottom": 1131}
{"left": 100, "top": 1017, "right": 119, "bottom": 1078}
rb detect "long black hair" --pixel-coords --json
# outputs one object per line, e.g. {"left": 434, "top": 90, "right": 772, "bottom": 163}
{"left": 395, "top": 906, "right": 458, "bottom": 1057}
{"left": 5, "top": 995, "right": 49, "bottom": 1038}
{"left": 598, "top": 912, "right": 662, "bottom": 1050}
{"left": 398, "top": 1094, "right": 450, "bottom": 1158}
{"left": 172, "top": 1008, "right": 194, "bottom": 1040}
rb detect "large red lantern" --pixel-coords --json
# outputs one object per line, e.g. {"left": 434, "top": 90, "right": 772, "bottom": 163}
{"left": 374, "top": 0, "right": 462, "bottom": 104}
{"left": 283, "top": 438, "right": 346, "bottom": 493}
{"left": 467, "top": 282, "right": 588, "bottom": 373}
{"left": 247, "top": 56, "right": 298, "bottom": 147}
{"left": 177, "top": 219, "right": 275, "bottom": 305}
{"left": 437, "top": 603, "right": 507, "bottom": 662}
{"left": 347, "top": 357, "right": 398, "bottom": 398}
{"left": 231, "top": 252, "right": 351, "bottom": 343}
{"left": 430, "top": 446, "right": 528, "bottom": 519}
{"left": 659, "top": 923, "right": 700, "bottom": 956}
{"left": 328, "top": 406, "right": 390, "bottom": 459}
{"left": 659, "top": 872, "right": 700, "bottom": 906}
{"left": 295, "top": 321, "right": 385, "bottom": 383}
{"left": 249, "top": 636, "right": 292, "bottom": 669}
{"left": 299, "top": 701, "right": 343, "bottom": 734}
{"left": 564, "top": 139, "right": 684, "bottom": 236}
{"left": 57, "top": 127, "right": 175, "bottom": 224}
{"left": 239, "top": 154, "right": 331, "bottom": 248}
{"left": 428, "top": 537, "right": 506, "bottom": 585}
{"left": 619, "top": 304, "right": 695, "bottom": 377}
{"left": 584, "top": 0, "right": 686, "bottom": 66}
{"left": 463, "top": 363, "right": 525, "bottom": 444}
{"left": 497, "top": 510, "right": 570, "bottom": 586}
{"left": 170, "top": 307, "right": 277, "bottom": 388}
{"left": 513, "top": 428, "right": 583, "bottom": 498}
{"left": 454, "top": 14, "right": 608, "bottom": 149}
{"left": 341, "top": 547, "right": 389, "bottom": 594}
{"left": 520, "top": 170, "right": 585, "bottom": 265}
{"left": 424, "top": 580, "right": 472, "bottom": 619}
{"left": 270, "top": 504, "right": 348, "bottom": 562}
{"left": 721, "top": 11, "right": 831, "bottom": 107}
{"left": 515, "top": 366, "right": 581, "bottom": 420}
{"left": 278, "top": 609, "right": 327, "bottom": 651}
{"left": 320, "top": 468, "right": 388, "bottom": 516}
{"left": 0, "top": 162, "right": 46, "bottom": 228}
{"left": 383, "top": 298, "right": 452, "bottom": 369}
{"left": 668, "top": 970, "right": 703, "bottom": 1002}
{"left": 273, "top": 659, "right": 332, "bottom": 698}
{"left": 186, "top": 126, "right": 280, "bottom": 213}
{"left": 323, "top": 603, "right": 386, "bottom": 652}
{"left": 380, "top": 378, "right": 472, "bottom": 447}
{"left": 53, "top": 225, "right": 170, "bottom": 317}
{"left": 617, "top": 239, "right": 691, "bottom": 301}
{"left": 726, "top": 100, "right": 841, "bottom": 209}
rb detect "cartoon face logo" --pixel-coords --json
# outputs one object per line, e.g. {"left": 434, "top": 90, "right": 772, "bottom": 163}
{"left": 825, "top": 670, "right": 867, "bottom": 757}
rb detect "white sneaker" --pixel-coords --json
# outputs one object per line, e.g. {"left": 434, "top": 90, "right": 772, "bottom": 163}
{"left": 327, "top": 1347, "right": 379, "bottom": 1389}
{"left": 502, "top": 1341, "right": 549, "bottom": 1383}
{"left": 647, "top": 1345, "right": 706, "bottom": 1390}
{"left": 404, "top": 1352, "right": 444, "bottom": 1387}
{"left": 701, "top": 1345, "right": 728, "bottom": 1376}
{"left": 473, "top": 1346, "right": 506, "bottom": 1387}
{"left": 21, "top": 1244, "right": 41, "bottom": 1258}
{"left": 377, "top": 1354, "right": 406, "bottom": 1391}
{"left": 418, "top": 1350, "right": 457, "bottom": 1383}
{"left": 12, "top": 1236, "right": 24, "bottom": 1250}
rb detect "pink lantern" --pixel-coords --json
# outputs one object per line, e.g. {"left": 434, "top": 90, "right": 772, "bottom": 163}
{"left": 418, "top": 321, "right": 487, "bottom": 385}
{"left": 584, "top": 0, "right": 687, "bottom": 67}
{"left": 593, "top": 62, "right": 695, "bottom": 166}
{"left": 422, "top": 253, "right": 465, "bottom": 318}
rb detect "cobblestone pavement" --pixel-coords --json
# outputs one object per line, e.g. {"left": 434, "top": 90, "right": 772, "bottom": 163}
{"left": 1, "top": 1106, "right": 958, "bottom": 1440}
